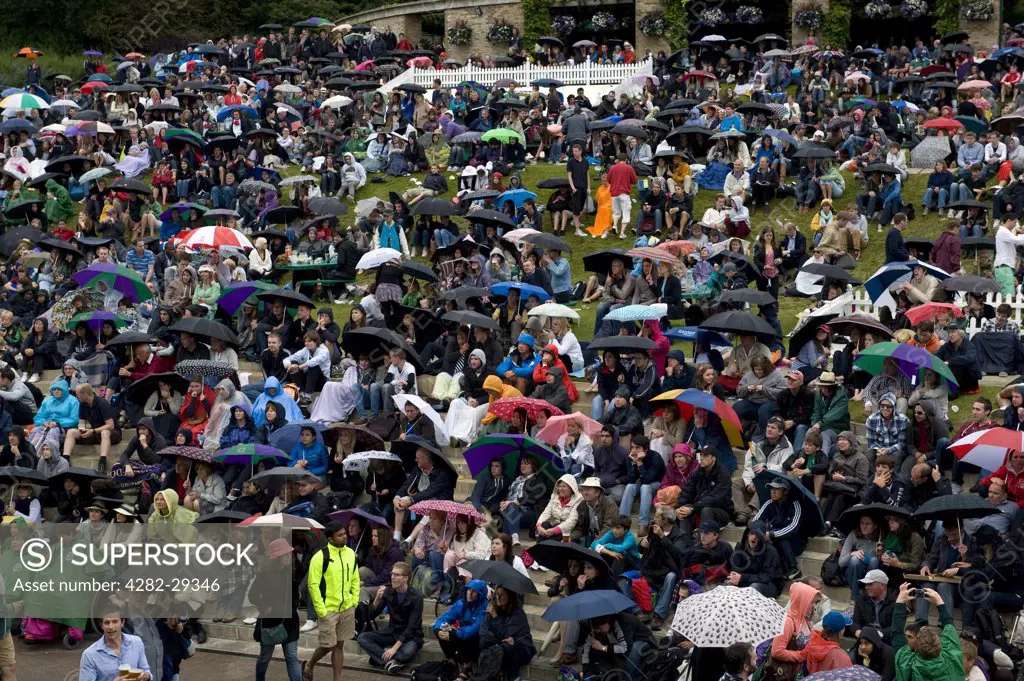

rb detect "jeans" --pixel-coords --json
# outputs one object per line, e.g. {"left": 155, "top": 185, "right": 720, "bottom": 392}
{"left": 960, "top": 224, "right": 985, "bottom": 238}
{"left": 593, "top": 301, "right": 622, "bottom": 336}
{"left": 257, "top": 639, "right": 301, "bottom": 681}
{"left": 591, "top": 395, "right": 614, "bottom": 420}
{"left": 774, "top": 535, "right": 806, "bottom": 574}
{"left": 211, "top": 184, "right": 235, "bottom": 209}
{"left": 732, "top": 399, "right": 777, "bottom": 437}
{"left": 915, "top": 586, "right": 975, "bottom": 627}
{"left": 500, "top": 505, "right": 536, "bottom": 536}
{"left": 619, "top": 481, "right": 660, "bottom": 526}
{"left": 434, "top": 229, "right": 456, "bottom": 249}
{"left": 949, "top": 182, "right": 970, "bottom": 203}
{"left": 838, "top": 135, "right": 866, "bottom": 158}
{"left": 846, "top": 555, "right": 880, "bottom": 601}
{"left": 653, "top": 572, "right": 678, "bottom": 621}
{"left": 625, "top": 640, "right": 654, "bottom": 681}
{"left": 635, "top": 209, "right": 663, "bottom": 234}
{"left": 176, "top": 179, "right": 190, "bottom": 199}
{"left": 795, "top": 179, "right": 819, "bottom": 206}
{"left": 923, "top": 186, "right": 948, "bottom": 209}
{"left": 879, "top": 199, "right": 903, "bottom": 227}
{"left": 857, "top": 193, "right": 878, "bottom": 217}
{"left": 357, "top": 631, "right": 421, "bottom": 666}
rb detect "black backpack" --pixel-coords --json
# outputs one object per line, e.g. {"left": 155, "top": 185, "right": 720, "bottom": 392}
{"left": 820, "top": 547, "right": 847, "bottom": 587}
{"left": 411, "top": 660, "right": 458, "bottom": 681}
{"left": 646, "top": 647, "right": 690, "bottom": 681}
{"left": 975, "top": 605, "right": 1009, "bottom": 650}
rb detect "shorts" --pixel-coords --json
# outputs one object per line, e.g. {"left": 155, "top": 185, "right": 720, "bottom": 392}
{"left": 79, "top": 429, "right": 123, "bottom": 446}
{"left": 570, "top": 188, "right": 587, "bottom": 215}
{"left": 318, "top": 609, "right": 356, "bottom": 648}
{"left": 0, "top": 632, "right": 14, "bottom": 667}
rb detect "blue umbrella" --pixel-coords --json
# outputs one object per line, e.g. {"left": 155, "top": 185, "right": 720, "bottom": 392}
{"left": 863, "top": 260, "right": 951, "bottom": 303}
{"left": 216, "top": 105, "right": 259, "bottom": 121}
{"left": 803, "top": 666, "right": 881, "bottom": 681}
{"left": 754, "top": 470, "right": 824, "bottom": 537}
{"left": 605, "top": 304, "right": 664, "bottom": 323}
{"left": 250, "top": 166, "right": 282, "bottom": 182}
{"left": 762, "top": 127, "right": 796, "bottom": 145}
{"left": 489, "top": 281, "right": 551, "bottom": 302}
{"left": 0, "top": 119, "right": 37, "bottom": 134}
{"left": 663, "top": 326, "right": 731, "bottom": 346}
{"left": 0, "top": 88, "right": 24, "bottom": 98}
{"left": 599, "top": 115, "right": 623, "bottom": 124}
{"left": 955, "top": 116, "right": 989, "bottom": 135}
{"left": 494, "top": 189, "right": 536, "bottom": 210}
{"left": 268, "top": 420, "right": 327, "bottom": 454}
{"left": 542, "top": 590, "right": 636, "bottom": 622}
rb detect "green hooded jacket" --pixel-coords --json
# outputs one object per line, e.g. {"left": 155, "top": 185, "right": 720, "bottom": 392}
{"left": 44, "top": 179, "right": 73, "bottom": 223}
{"left": 891, "top": 602, "right": 962, "bottom": 681}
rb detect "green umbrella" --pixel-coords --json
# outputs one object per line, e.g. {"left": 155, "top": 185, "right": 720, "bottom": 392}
{"left": 163, "top": 127, "right": 204, "bottom": 142}
{"left": 852, "top": 341, "right": 958, "bottom": 392}
{"left": 481, "top": 128, "right": 526, "bottom": 146}
{"left": 72, "top": 262, "right": 154, "bottom": 303}
{"left": 67, "top": 311, "right": 128, "bottom": 332}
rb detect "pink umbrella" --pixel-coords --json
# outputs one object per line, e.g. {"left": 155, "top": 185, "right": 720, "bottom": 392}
{"left": 355, "top": 60, "right": 376, "bottom": 71}
{"left": 409, "top": 499, "right": 484, "bottom": 523}
{"left": 959, "top": 79, "right": 992, "bottom": 90}
{"left": 407, "top": 56, "right": 433, "bottom": 68}
{"left": 535, "top": 412, "right": 603, "bottom": 446}
{"left": 632, "top": 74, "right": 660, "bottom": 87}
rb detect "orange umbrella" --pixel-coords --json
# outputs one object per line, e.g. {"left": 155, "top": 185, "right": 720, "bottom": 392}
{"left": 14, "top": 47, "right": 42, "bottom": 59}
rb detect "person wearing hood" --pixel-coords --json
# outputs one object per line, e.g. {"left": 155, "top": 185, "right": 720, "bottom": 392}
{"left": 853, "top": 626, "right": 895, "bottom": 681}
{"left": 726, "top": 520, "right": 785, "bottom": 596}
{"left": 769, "top": 580, "right": 819, "bottom": 666}
{"left": 0, "top": 425, "right": 35, "bottom": 467}
{"left": 496, "top": 332, "right": 540, "bottom": 394}
{"left": 488, "top": 249, "right": 511, "bottom": 283}
{"left": 445, "top": 350, "right": 496, "bottom": 445}
{"left": 601, "top": 386, "right": 643, "bottom": 438}
{"left": 536, "top": 473, "right": 583, "bottom": 540}
{"left": 120, "top": 416, "right": 167, "bottom": 468}
{"left": 751, "top": 477, "right": 806, "bottom": 580}
{"left": 365, "top": 131, "right": 391, "bottom": 173}
{"left": 33, "top": 378, "right": 80, "bottom": 437}
{"left": 289, "top": 425, "right": 329, "bottom": 479}
{"left": 891, "top": 583, "right": 962, "bottom": 681}
{"left": 533, "top": 344, "right": 578, "bottom": 401}
{"left": 36, "top": 427, "right": 67, "bottom": 478}
{"left": 593, "top": 425, "right": 630, "bottom": 504}
{"left": 531, "top": 365, "right": 572, "bottom": 414}
{"left": 45, "top": 178, "right": 73, "bottom": 223}
{"left": 148, "top": 489, "right": 198, "bottom": 537}
{"left": 339, "top": 152, "right": 367, "bottom": 200}
{"left": 820, "top": 429, "right": 872, "bottom": 532}
{"left": 251, "top": 376, "right": 304, "bottom": 428}
{"left": 203, "top": 378, "right": 252, "bottom": 452}
{"left": 805, "top": 611, "right": 854, "bottom": 674}
{"left": 434, "top": 579, "right": 490, "bottom": 668}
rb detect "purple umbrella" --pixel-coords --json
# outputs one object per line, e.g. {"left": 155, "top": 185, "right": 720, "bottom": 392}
{"left": 213, "top": 443, "right": 290, "bottom": 466}
{"left": 72, "top": 262, "right": 153, "bottom": 302}
{"left": 462, "top": 434, "right": 562, "bottom": 479}
{"left": 83, "top": 50, "right": 104, "bottom": 57}
{"left": 216, "top": 280, "right": 275, "bottom": 316}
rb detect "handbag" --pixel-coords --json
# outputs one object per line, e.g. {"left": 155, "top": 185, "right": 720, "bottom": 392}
{"left": 756, "top": 637, "right": 802, "bottom": 681}
{"left": 260, "top": 623, "right": 288, "bottom": 646}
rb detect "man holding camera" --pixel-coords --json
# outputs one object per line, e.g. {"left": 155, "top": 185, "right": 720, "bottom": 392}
{"left": 891, "top": 583, "right": 963, "bottom": 681}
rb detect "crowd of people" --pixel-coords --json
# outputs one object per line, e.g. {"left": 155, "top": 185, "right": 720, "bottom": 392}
{"left": 3, "top": 13, "right": 1024, "bottom": 681}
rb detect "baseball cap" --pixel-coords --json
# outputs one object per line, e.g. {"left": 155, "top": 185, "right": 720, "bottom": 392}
{"left": 822, "top": 611, "right": 853, "bottom": 634}
{"left": 859, "top": 569, "right": 889, "bottom": 586}
{"left": 699, "top": 520, "right": 721, "bottom": 533}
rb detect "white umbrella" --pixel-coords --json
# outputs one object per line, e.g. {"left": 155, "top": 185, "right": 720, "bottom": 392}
{"left": 280, "top": 174, "right": 318, "bottom": 186}
{"left": 39, "top": 123, "right": 67, "bottom": 134}
{"left": 333, "top": 23, "right": 353, "bottom": 31}
{"left": 275, "top": 83, "right": 302, "bottom": 94}
{"left": 145, "top": 121, "right": 169, "bottom": 134}
{"left": 670, "top": 585, "right": 785, "bottom": 647}
{"left": 322, "top": 95, "right": 353, "bottom": 108}
{"left": 392, "top": 394, "right": 449, "bottom": 442}
{"left": 79, "top": 167, "right": 112, "bottom": 183}
{"left": 50, "top": 99, "right": 80, "bottom": 109}
{"left": 527, "top": 303, "right": 580, "bottom": 320}
{"left": 238, "top": 77, "right": 256, "bottom": 89}
{"left": 501, "top": 227, "right": 540, "bottom": 247}
{"left": 342, "top": 450, "right": 402, "bottom": 473}
{"left": 249, "top": 513, "right": 324, "bottom": 530}
{"left": 844, "top": 72, "right": 870, "bottom": 84}
{"left": 357, "top": 248, "right": 402, "bottom": 270}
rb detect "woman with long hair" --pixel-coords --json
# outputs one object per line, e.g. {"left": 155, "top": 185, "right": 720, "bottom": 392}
{"left": 792, "top": 324, "right": 833, "bottom": 384}
{"left": 753, "top": 226, "right": 780, "bottom": 298}
{"left": 838, "top": 513, "right": 880, "bottom": 601}
{"left": 441, "top": 513, "right": 491, "bottom": 603}
{"left": 877, "top": 513, "right": 925, "bottom": 586}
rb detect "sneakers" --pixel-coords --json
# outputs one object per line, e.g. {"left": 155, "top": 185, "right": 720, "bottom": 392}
{"left": 95, "top": 457, "right": 108, "bottom": 474}
{"left": 27, "top": 373, "right": 39, "bottom": 383}
{"left": 243, "top": 617, "right": 257, "bottom": 625}
{"left": 19, "top": 372, "right": 27, "bottom": 382}
{"left": 299, "top": 619, "right": 319, "bottom": 633}
{"left": 786, "top": 568, "right": 802, "bottom": 580}
{"left": 385, "top": 661, "right": 404, "bottom": 676}
{"left": 511, "top": 533, "right": 520, "bottom": 546}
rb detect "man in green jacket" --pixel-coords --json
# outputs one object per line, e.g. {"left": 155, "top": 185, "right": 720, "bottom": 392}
{"left": 890, "top": 582, "right": 963, "bottom": 681}
{"left": 798, "top": 372, "right": 850, "bottom": 458}
{"left": 304, "top": 521, "right": 360, "bottom": 681}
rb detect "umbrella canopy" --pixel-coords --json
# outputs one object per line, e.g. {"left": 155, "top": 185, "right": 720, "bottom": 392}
{"left": 863, "top": 261, "right": 951, "bottom": 303}
{"left": 489, "top": 281, "right": 551, "bottom": 302}
{"left": 356, "top": 248, "right": 404, "bottom": 270}
{"left": 392, "top": 394, "right": 449, "bottom": 442}
{"left": 327, "top": 507, "right": 390, "bottom": 529}
{"left": 256, "top": 288, "right": 316, "bottom": 310}
{"left": 803, "top": 667, "right": 881, "bottom": 681}
{"left": 408, "top": 499, "right": 484, "bottom": 523}
{"left": 67, "top": 310, "right": 127, "bottom": 332}
{"left": 542, "top": 589, "right": 635, "bottom": 622}
{"left": 826, "top": 315, "right": 895, "bottom": 340}
{"left": 441, "top": 309, "right": 499, "bottom": 330}
{"left": 323, "top": 423, "right": 385, "bottom": 451}
{"left": 941, "top": 275, "right": 1001, "bottom": 295}
{"left": 837, "top": 503, "right": 913, "bottom": 534}
{"left": 669, "top": 585, "right": 786, "bottom": 647}
{"left": 249, "top": 514, "right": 324, "bottom": 530}
{"left": 195, "top": 510, "right": 251, "bottom": 524}
{"left": 156, "top": 446, "right": 212, "bottom": 463}
{"left": 914, "top": 494, "right": 999, "bottom": 521}
{"left": 854, "top": 342, "right": 958, "bottom": 392}
{"left": 605, "top": 304, "right": 666, "bottom": 322}
{"left": 720, "top": 289, "right": 777, "bottom": 307}
{"left": 528, "top": 541, "right": 608, "bottom": 577}
{"left": 652, "top": 389, "right": 743, "bottom": 447}
{"left": 216, "top": 280, "right": 276, "bottom": 316}
{"left": 72, "top": 262, "right": 153, "bottom": 302}
{"left": 174, "top": 359, "right": 235, "bottom": 378}
{"left": 663, "top": 326, "right": 732, "bottom": 346}
{"left": 461, "top": 434, "right": 561, "bottom": 486}
{"left": 250, "top": 466, "right": 319, "bottom": 485}
{"left": 522, "top": 232, "right": 571, "bottom": 252}
{"left": 340, "top": 327, "right": 423, "bottom": 371}
{"left": 527, "top": 303, "right": 580, "bottom": 320}
{"left": 169, "top": 317, "right": 239, "bottom": 345}
{"left": 754, "top": 470, "right": 825, "bottom": 536}
{"left": 587, "top": 336, "right": 660, "bottom": 353}
{"left": 411, "top": 197, "right": 458, "bottom": 217}
{"left": 488, "top": 397, "right": 564, "bottom": 422}
{"left": 700, "top": 310, "right": 778, "bottom": 340}
{"left": 905, "top": 302, "right": 964, "bottom": 326}
{"left": 625, "top": 246, "right": 681, "bottom": 265}
{"left": 949, "top": 428, "right": 1024, "bottom": 471}
{"left": 460, "top": 559, "right": 538, "bottom": 594}
{"left": 341, "top": 451, "right": 402, "bottom": 474}
{"left": 534, "top": 413, "right": 602, "bottom": 447}
{"left": 268, "top": 420, "right": 326, "bottom": 454}
{"left": 213, "top": 443, "right": 290, "bottom": 467}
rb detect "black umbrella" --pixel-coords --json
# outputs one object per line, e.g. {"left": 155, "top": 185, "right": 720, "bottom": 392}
{"left": 44, "top": 155, "right": 90, "bottom": 176}
{"left": 700, "top": 311, "right": 779, "bottom": 338}
{"left": 461, "top": 559, "right": 538, "bottom": 594}
{"left": 0, "top": 466, "right": 47, "bottom": 484}
{"left": 263, "top": 205, "right": 304, "bottom": 224}
{"left": 123, "top": 371, "right": 190, "bottom": 407}
{"left": 401, "top": 261, "right": 438, "bottom": 282}
{"left": 439, "top": 286, "right": 489, "bottom": 303}
{"left": 39, "top": 237, "right": 82, "bottom": 256}
{"left": 942, "top": 31, "right": 970, "bottom": 43}
{"left": 838, "top": 503, "right": 913, "bottom": 534}
{"left": 195, "top": 510, "right": 251, "bottom": 523}
{"left": 946, "top": 200, "right": 989, "bottom": 211}
{"left": 523, "top": 232, "right": 571, "bottom": 252}
{"left": 0, "top": 226, "right": 44, "bottom": 258}
{"left": 536, "top": 177, "right": 571, "bottom": 189}
{"left": 612, "top": 121, "right": 648, "bottom": 138}
{"left": 583, "top": 249, "right": 627, "bottom": 273}
{"left": 914, "top": 494, "right": 999, "bottom": 521}
{"left": 169, "top": 317, "right": 239, "bottom": 345}
{"left": 709, "top": 251, "right": 763, "bottom": 283}
{"left": 865, "top": 163, "right": 901, "bottom": 175}
{"left": 340, "top": 327, "right": 424, "bottom": 371}
{"left": 941, "top": 275, "right": 1001, "bottom": 294}
{"left": 894, "top": 75, "right": 926, "bottom": 85}
{"left": 587, "top": 336, "right": 660, "bottom": 352}
{"left": 308, "top": 197, "right": 348, "bottom": 216}
{"left": 800, "top": 262, "right": 862, "bottom": 284}
{"left": 791, "top": 144, "right": 836, "bottom": 159}
{"left": 174, "top": 359, "right": 235, "bottom": 378}
{"left": 250, "top": 466, "right": 314, "bottom": 485}
{"left": 3, "top": 200, "right": 44, "bottom": 222}
{"left": 528, "top": 540, "right": 609, "bottom": 576}
{"left": 111, "top": 177, "right": 153, "bottom": 195}
{"left": 256, "top": 288, "right": 317, "bottom": 309}
{"left": 458, "top": 190, "right": 500, "bottom": 202}
{"left": 754, "top": 470, "right": 824, "bottom": 537}
{"left": 465, "top": 209, "right": 516, "bottom": 228}
{"left": 396, "top": 83, "right": 426, "bottom": 94}
{"left": 960, "top": 237, "right": 996, "bottom": 252}
{"left": 537, "top": 36, "right": 564, "bottom": 48}
{"left": 411, "top": 197, "right": 459, "bottom": 216}
{"left": 719, "top": 289, "right": 777, "bottom": 306}
{"left": 737, "top": 102, "right": 774, "bottom": 115}
{"left": 904, "top": 238, "right": 934, "bottom": 258}
{"left": 441, "top": 310, "right": 499, "bottom": 330}
{"left": 787, "top": 314, "right": 838, "bottom": 359}
{"left": 46, "top": 467, "right": 106, "bottom": 487}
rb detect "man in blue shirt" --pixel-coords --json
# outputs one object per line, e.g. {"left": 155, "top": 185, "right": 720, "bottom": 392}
{"left": 79, "top": 613, "right": 152, "bottom": 681}
{"left": 719, "top": 104, "right": 743, "bottom": 131}
{"left": 124, "top": 239, "right": 155, "bottom": 284}
{"left": 956, "top": 131, "right": 985, "bottom": 176}
{"left": 543, "top": 248, "right": 572, "bottom": 303}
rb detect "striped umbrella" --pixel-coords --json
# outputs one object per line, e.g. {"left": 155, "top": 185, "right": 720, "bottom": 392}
{"left": 949, "top": 428, "right": 1024, "bottom": 471}
{"left": 214, "top": 443, "right": 290, "bottom": 467}
{"left": 67, "top": 310, "right": 128, "bottom": 332}
{"left": 625, "top": 246, "right": 681, "bottom": 266}
{"left": 179, "top": 226, "right": 254, "bottom": 250}
{"left": 853, "top": 342, "right": 958, "bottom": 391}
{"left": 650, "top": 389, "right": 743, "bottom": 447}
{"left": 904, "top": 302, "right": 964, "bottom": 326}
{"left": 73, "top": 262, "right": 153, "bottom": 302}
{"left": 0, "top": 93, "right": 48, "bottom": 109}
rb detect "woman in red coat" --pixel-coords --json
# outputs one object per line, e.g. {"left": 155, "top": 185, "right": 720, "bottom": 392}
{"left": 982, "top": 449, "right": 1024, "bottom": 508}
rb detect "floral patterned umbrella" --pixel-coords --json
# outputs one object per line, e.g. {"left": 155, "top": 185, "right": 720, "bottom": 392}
{"left": 156, "top": 446, "right": 212, "bottom": 463}
{"left": 409, "top": 499, "right": 484, "bottom": 523}
{"left": 487, "top": 397, "right": 564, "bottom": 422}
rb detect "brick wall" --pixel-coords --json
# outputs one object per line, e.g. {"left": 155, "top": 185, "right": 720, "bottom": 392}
{"left": 635, "top": 0, "right": 671, "bottom": 56}
{"left": 964, "top": 14, "right": 1002, "bottom": 52}
{"left": 445, "top": 3, "right": 525, "bottom": 60}
{"left": 385, "top": 15, "right": 424, "bottom": 46}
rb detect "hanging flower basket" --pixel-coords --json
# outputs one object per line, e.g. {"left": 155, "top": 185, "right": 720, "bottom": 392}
{"left": 700, "top": 7, "right": 728, "bottom": 25}
{"left": 735, "top": 6, "right": 765, "bottom": 23}
{"left": 864, "top": 1, "right": 891, "bottom": 18}
{"left": 552, "top": 15, "right": 577, "bottom": 36}
{"left": 793, "top": 2, "right": 825, "bottom": 28}
{"left": 447, "top": 20, "right": 472, "bottom": 46}
{"left": 638, "top": 12, "right": 668, "bottom": 36}
{"left": 591, "top": 11, "right": 618, "bottom": 30}
{"left": 960, "top": 0, "right": 993, "bottom": 20}
{"left": 486, "top": 19, "right": 515, "bottom": 43}
{"left": 900, "top": 0, "right": 928, "bottom": 18}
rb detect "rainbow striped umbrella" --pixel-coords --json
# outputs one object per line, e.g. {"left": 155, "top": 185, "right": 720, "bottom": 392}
{"left": 73, "top": 262, "right": 153, "bottom": 302}
{"left": 649, "top": 388, "right": 743, "bottom": 447}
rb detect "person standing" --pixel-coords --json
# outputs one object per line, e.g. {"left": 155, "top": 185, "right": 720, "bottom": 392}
{"left": 303, "top": 522, "right": 360, "bottom": 681}
{"left": 607, "top": 154, "right": 637, "bottom": 239}
{"left": 994, "top": 214, "right": 1024, "bottom": 295}
{"left": 79, "top": 612, "right": 152, "bottom": 681}
{"left": 566, "top": 142, "right": 591, "bottom": 237}
{"left": 883, "top": 212, "right": 909, "bottom": 264}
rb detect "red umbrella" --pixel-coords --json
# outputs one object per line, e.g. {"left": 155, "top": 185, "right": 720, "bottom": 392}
{"left": 905, "top": 302, "right": 964, "bottom": 326}
{"left": 125, "top": 52, "right": 145, "bottom": 59}
{"left": 656, "top": 240, "right": 700, "bottom": 258}
{"left": 685, "top": 70, "right": 717, "bottom": 80}
{"left": 1009, "top": 38, "right": 1024, "bottom": 47}
{"left": 407, "top": 57, "right": 432, "bottom": 68}
{"left": 950, "top": 427, "right": 1024, "bottom": 471}
{"left": 488, "top": 397, "right": 564, "bottom": 422}
{"left": 409, "top": 499, "right": 484, "bottom": 523}
{"left": 625, "top": 246, "right": 681, "bottom": 266}
{"left": 923, "top": 118, "right": 963, "bottom": 130}
{"left": 81, "top": 81, "right": 110, "bottom": 95}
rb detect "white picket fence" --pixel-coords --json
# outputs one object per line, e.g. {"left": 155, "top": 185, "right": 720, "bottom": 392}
{"left": 403, "top": 58, "right": 652, "bottom": 89}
